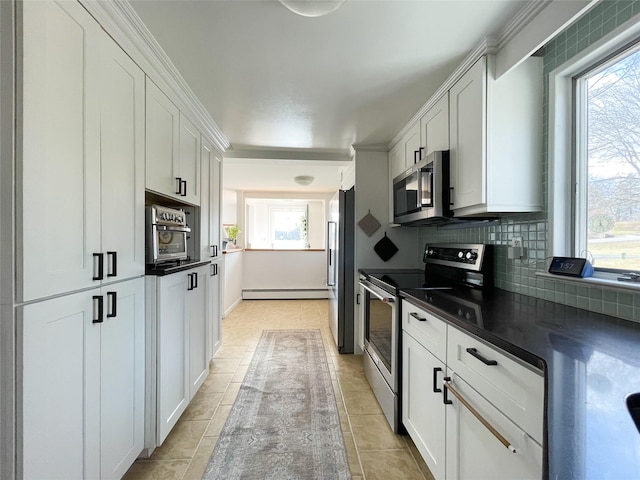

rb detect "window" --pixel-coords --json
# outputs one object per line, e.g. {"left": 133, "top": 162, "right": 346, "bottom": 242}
{"left": 574, "top": 41, "right": 640, "bottom": 272}
{"left": 244, "top": 198, "right": 325, "bottom": 250}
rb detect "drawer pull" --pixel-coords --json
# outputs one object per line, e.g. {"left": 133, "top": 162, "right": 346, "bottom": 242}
{"left": 444, "top": 382, "right": 518, "bottom": 454}
{"left": 410, "top": 312, "right": 427, "bottom": 322}
{"left": 466, "top": 347, "right": 498, "bottom": 366}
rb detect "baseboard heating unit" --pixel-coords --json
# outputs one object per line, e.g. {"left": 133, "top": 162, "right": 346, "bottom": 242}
{"left": 242, "top": 289, "right": 329, "bottom": 300}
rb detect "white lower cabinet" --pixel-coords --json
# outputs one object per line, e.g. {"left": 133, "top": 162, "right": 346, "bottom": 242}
{"left": 401, "top": 299, "right": 543, "bottom": 480}
{"left": 444, "top": 372, "right": 543, "bottom": 480}
{"left": 402, "top": 332, "right": 446, "bottom": 480}
{"left": 21, "top": 278, "right": 144, "bottom": 480}
{"left": 154, "top": 265, "right": 210, "bottom": 445}
{"left": 209, "top": 260, "right": 222, "bottom": 360}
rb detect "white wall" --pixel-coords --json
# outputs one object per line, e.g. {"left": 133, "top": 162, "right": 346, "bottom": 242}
{"left": 242, "top": 250, "right": 328, "bottom": 299}
{"left": 222, "top": 189, "right": 238, "bottom": 225}
{"left": 222, "top": 250, "right": 243, "bottom": 317}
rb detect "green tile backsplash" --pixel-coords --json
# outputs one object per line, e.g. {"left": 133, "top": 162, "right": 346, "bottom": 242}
{"left": 418, "top": 0, "right": 640, "bottom": 323}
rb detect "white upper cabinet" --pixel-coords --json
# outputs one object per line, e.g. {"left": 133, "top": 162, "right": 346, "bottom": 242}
{"left": 178, "top": 113, "right": 201, "bottom": 205}
{"left": 449, "top": 55, "right": 542, "bottom": 216}
{"left": 20, "top": 0, "right": 102, "bottom": 302}
{"left": 100, "top": 31, "right": 146, "bottom": 284}
{"left": 200, "top": 137, "right": 222, "bottom": 260}
{"left": 420, "top": 93, "right": 449, "bottom": 156}
{"left": 145, "top": 79, "right": 201, "bottom": 205}
{"left": 19, "top": 0, "right": 145, "bottom": 302}
{"left": 145, "top": 78, "right": 181, "bottom": 200}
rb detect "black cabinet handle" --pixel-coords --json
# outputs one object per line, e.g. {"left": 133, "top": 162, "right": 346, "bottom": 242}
{"left": 419, "top": 147, "right": 425, "bottom": 160}
{"left": 450, "top": 187, "right": 455, "bottom": 206}
{"left": 193, "top": 272, "right": 198, "bottom": 289}
{"left": 433, "top": 367, "right": 443, "bottom": 393}
{"left": 443, "top": 376, "right": 453, "bottom": 404}
{"left": 410, "top": 312, "right": 427, "bottom": 322}
{"left": 181, "top": 179, "right": 187, "bottom": 197}
{"left": 187, "top": 273, "right": 194, "bottom": 290}
{"left": 466, "top": 347, "right": 498, "bottom": 366}
{"left": 106, "top": 291, "right": 117, "bottom": 318}
{"left": 93, "top": 253, "right": 104, "bottom": 281}
{"left": 414, "top": 150, "right": 419, "bottom": 164}
{"left": 356, "top": 293, "right": 361, "bottom": 305}
{"left": 107, "top": 251, "right": 117, "bottom": 277}
{"left": 213, "top": 263, "right": 218, "bottom": 276}
{"left": 175, "top": 177, "right": 183, "bottom": 195}
{"left": 93, "top": 295, "right": 104, "bottom": 323}
{"left": 211, "top": 245, "right": 218, "bottom": 258}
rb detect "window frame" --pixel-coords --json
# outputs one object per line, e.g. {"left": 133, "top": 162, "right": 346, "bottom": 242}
{"left": 549, "top": 13, "right": 640, "bottom": 285}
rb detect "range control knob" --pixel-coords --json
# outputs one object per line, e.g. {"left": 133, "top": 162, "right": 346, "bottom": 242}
{"left": 465, "top": 251, "right": 478, "bottom": 261}
{"left": 458, "top": 251, "right": 464, "bottom": 259}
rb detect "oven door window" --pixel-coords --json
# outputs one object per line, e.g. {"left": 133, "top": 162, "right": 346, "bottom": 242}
{"left": 156, "top": 230, "right": 187, "bottom": 256}
{"left": 365, "top": 294, "right": 393, "bottom": 372}
{"left": 420, "top": 166, "right": 433, "bottom": 207}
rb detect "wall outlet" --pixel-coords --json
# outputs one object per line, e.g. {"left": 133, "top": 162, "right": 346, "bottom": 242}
{"left": 510, "top": 236, "right": 523, "bottom": 248}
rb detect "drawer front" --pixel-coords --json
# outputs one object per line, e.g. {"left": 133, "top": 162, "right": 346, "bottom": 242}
{"left": 447, "top": 326, "right": 544, "bottom": 443}
{"left": 402, "top": 300, "right": 447, "bottom": 362}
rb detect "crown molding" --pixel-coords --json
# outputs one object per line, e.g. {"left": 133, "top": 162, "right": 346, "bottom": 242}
{"left": 225, "top": 146, "right": 351, "bottom": 164}
{"left": 388, "top": 0, "right": 552, "bottom": 150}
{"left": 80, "top": 0, "right": 230, "bottom": 154}
{"left": 351, "top": 143, "right": 389, "bottom": 153}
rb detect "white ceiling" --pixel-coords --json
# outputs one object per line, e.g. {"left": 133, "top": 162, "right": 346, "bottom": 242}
{"left": 130, "top": 0, "right": 530, "bottom": 191}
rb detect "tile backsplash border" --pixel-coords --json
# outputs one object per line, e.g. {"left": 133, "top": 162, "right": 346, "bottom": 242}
{"left": 418, "top": 0, "right": 640, "bottom": 323}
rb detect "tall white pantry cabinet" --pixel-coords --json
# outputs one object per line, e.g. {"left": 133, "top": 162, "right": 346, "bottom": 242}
{"left": 1, "top": 1, "right": 228, "bottom": 479}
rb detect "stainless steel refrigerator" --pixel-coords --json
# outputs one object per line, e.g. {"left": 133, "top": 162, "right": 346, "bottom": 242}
{"left": 327, "top": 187, "right": 355, "bottom": 353}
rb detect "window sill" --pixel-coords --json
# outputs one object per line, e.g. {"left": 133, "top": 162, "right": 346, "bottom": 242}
{"left": 536, "top": 271, "right": 640, "bottom": 292}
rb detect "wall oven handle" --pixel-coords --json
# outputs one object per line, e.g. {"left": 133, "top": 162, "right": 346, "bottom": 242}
{"left": 107, "top": 251, "right": 117, "bottom": 277}
{"left": 360, "top": 280, "right": 395, "bottom": 303}
{"left": 466, "top": 347, "right": 498, "bottom": 366}
{"left": 93, "top": 253, "right": 104, "bottom": 281}
{"left": 444, "top": 381, "right": 518, "bottom": 454}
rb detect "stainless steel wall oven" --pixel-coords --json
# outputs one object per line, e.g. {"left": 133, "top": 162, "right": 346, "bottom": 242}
{"left": 145, "top": 205, "right": 191, "bottom": 265}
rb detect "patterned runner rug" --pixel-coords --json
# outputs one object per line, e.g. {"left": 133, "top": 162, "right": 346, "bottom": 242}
{"left": 202, "top": 329, "right": 351, "bottom": 480}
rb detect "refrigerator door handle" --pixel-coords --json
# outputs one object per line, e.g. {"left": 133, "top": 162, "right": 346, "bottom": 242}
{"left": 327, "top": 221, "right": 337, "bottom": 287}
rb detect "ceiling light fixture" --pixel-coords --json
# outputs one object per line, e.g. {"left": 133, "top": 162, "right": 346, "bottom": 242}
{"left": 279, "top": 0, "right": 346, "bottom": 18}
{"left": 294, "top": 175, "right": 315, "bottom": 186}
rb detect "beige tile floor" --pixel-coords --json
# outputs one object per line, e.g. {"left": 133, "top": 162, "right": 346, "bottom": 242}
{"left": 123, "top": 299, "right": 435, "bottom": 480}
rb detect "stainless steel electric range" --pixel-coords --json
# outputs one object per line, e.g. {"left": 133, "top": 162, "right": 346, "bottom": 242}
{"left": 359, "top": 243, "right": 493, "bottom": 432}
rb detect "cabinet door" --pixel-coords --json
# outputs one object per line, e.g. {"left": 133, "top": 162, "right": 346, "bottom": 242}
{"left": 188, "top": 267, "right": 209, "bottom": 399}
{"left": 100, "top": 34, "right": 145, "bottom": 282}
{"left": 403, "top": 122, "right": 422, "bottom": 168}
{"left": 178, "top": 113, "right": 201, "bottom": 205}
{"left": 20, "top": 0, "right": 102, "bottom": 301}
{"left": 157, "top": 272, "right": 188, "bottom": 444}
{"left": 449, "top": 57, "right": 486, "bottom": 212}
{"left": 209, "top": 261, "right": 222, "bottom": 360}
{"left": 100, "top": 279, "right": 144, "bottom": 480}
{"left": 403, "top": 332, "right": 446, "bottom": 480}
{"left": 420, "top": 93, "right": 449, "bottom": 155}
{"left": 200, "top": 138, "right": 221, "bottom": 260}
{"left": 145, "top": 78, "right": 180, "bottom": 199}
{"left": 444, "top": 372, "right": 543, "bottom": 480}
{"left": 21, "top": 290, "right": 99, "bottom": 480}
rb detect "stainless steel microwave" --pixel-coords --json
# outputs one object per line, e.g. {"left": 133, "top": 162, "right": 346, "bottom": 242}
{"left": 392, "top": 150, "right": 451, "bottom": 225}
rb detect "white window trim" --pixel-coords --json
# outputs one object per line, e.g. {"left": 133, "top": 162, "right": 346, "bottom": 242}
{"left": 548, "top": 10, "right": 640, "bottom": 289}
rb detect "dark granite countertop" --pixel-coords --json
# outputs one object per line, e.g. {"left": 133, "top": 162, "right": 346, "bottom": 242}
{"left": 400, "top": 287, "right": 640, "bottom": 480}
{"left": 145, "top": 259, "right": 211, "bottom": 276}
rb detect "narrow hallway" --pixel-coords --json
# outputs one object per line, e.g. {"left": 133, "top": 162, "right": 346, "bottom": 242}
{"left": 124, "top": 300, "right": 434, "bottom": 480}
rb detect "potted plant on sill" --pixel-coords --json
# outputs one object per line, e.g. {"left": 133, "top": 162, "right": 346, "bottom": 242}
{"left": 224, "top": 225, "right": 240, "bottom": 248}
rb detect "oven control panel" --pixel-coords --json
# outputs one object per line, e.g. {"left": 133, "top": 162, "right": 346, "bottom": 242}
{"left": 423, "top": 244, "right": 487, "bottom": 271}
